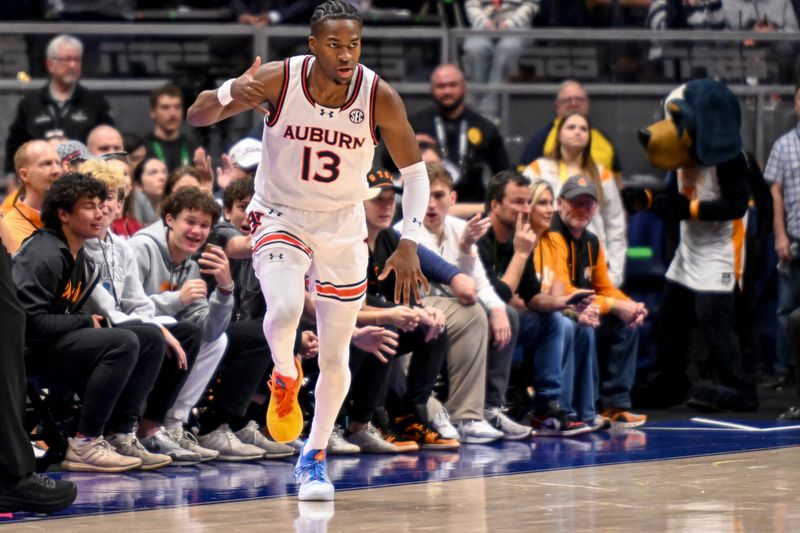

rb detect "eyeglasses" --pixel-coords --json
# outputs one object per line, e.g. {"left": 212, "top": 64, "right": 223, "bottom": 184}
{"left": 99, "top": 151, "right": 130, "bottom": 163}
{"left": 51, "top": 56, "right": 82, "bottom": 64}
{"left": 557, "top": 96, "right": 588, "bottom": 105}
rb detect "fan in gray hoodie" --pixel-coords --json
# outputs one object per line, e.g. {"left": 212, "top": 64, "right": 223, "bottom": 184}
{"left": 128, "top": 199, "right": 232, "bottom": 449}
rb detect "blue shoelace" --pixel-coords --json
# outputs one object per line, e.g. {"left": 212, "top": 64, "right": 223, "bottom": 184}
{"left": 296, "top": 451, "right": 328, "bottom": 482}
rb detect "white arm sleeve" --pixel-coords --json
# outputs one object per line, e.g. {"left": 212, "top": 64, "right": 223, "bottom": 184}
{"left": 398, "top": 161, "right": 429, "bottom": 244}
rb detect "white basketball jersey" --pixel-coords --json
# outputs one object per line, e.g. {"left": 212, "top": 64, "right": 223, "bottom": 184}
{"left": 251, "top": 55, "right": 380, "bottom": 212}
{"left": 666, "top": 166, "right": 747, "bottom": 293}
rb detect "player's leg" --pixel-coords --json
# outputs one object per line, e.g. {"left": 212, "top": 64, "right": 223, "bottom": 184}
{"left": 252, "top": 226, "right": 313, "bottom": 443}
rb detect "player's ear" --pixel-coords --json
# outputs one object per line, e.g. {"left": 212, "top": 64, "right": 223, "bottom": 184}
{"left": 308, "top": 35, "right": 317, "bottom": 56}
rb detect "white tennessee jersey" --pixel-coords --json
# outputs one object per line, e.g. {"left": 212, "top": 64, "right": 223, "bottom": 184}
{"left": 252, "top": 55, "right": 380, "bottom": 212}
{"left": 666, "top": 166, "right": 747, "bottom": 293}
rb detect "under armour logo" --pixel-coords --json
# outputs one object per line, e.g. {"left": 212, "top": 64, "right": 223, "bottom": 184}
{"left": 320, "top": 109, "right": 334, "bottom": 118}
{"left": 267, "top": 209, "right": 283, "bottom": 217}
{"left": 268, "top": 252, "right": 284, "bottom": 260}
{"left": 412, "top": 217, "right": 422, "bottom": 227}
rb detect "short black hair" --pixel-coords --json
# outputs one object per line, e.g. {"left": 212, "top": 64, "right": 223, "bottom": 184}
{"left": 41, "top": 172, "right": 106, "bottom": 230}
{"left": 161, "top": 187, "right": 221, "bottom": 222}
{"left": 310, "top": 0, "right": 361, "bottom": 35}
{"left": 222, "top": 176, "right": 255, "bottom": 211}
{"left": 485, "top": 171, "right": 531, "bottom": 213}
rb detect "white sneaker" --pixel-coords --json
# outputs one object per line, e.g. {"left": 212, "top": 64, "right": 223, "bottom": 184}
{"left": 326, "top": 427, "right": 360, "bottom": 454}
{"left": 62, "top": 436, "right": 142, "bottom": 473}
{"left": 140, "top": 429, "right": 202, "bottom": 466}
{"left": 484, "top": 408, "right": 532, "bottom": 441}
{"left": 455, "top": 419, "right": 503, "bottom": 444}
{"left": 235, "top": 421, "right": 295, "bottom": 459}
{"left": 165, "top": 426, "right": 219, "bottom": 462}
{"left": 197, "top": 424, "right": 266, "bottom": 461}
{"left": 345, "top": 423, "right": 399, "bottom": 454}
{"left": 429, "top": 404, "right": 459, "bottom": 441}
{"left": 106, "top": 432, "right": 172, "bottom": 470}
{"left": 295, "top": 443, "right": 334, "bottom": 501}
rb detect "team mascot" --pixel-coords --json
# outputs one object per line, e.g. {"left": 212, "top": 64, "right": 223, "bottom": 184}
{"left": 628, "top": 79, "right": 758, "bottom": 412}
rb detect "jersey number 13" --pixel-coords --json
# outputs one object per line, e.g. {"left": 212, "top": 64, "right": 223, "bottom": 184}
{"left": 301, "top": 146, "right": 341, "bottom": 183}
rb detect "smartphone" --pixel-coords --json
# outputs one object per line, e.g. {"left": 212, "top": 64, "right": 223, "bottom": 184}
{"left": 565, "top": 290, "right": 594, "bottom": 306}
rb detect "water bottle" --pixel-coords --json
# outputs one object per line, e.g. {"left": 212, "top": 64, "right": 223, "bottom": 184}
{"left": 777, "top": 241, "right": 800, "bottom": 274}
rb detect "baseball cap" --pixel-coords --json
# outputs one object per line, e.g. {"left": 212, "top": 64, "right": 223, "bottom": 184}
{"left": 366, "top": 167, "right": 403, "bottom": 199}
{"left": 559, "top": 175, "right": 598, "bottom": 201}
{"left": 228, "top": 138, "right": 261, "bottom": 170}
{"left": 56, "top": 140, "right": 92, "bottom": 165}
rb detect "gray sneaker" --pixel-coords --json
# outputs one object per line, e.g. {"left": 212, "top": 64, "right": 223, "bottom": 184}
{"left": 106, "top": 433, "right": 172, "bottom": 470}
{"left": 165, "top": 426, "right": 219, "bottom": 462}
{"left": 61, "top": 436, "right": 142, "bottom": 473}
{"left": 484, "top": 408, "right": 533, "bottom": 441}
{"left": 326, "top": 427, "right": 360, "bottom": 454}
{"left": 234, "top": 421, "right": 295, "bottom": 459}
{"left": 141, "top": 429, "right": 202, "bottom": 466}
{"left": 455, "top": 419, "right": 503, "bottom": 444}
{"left": 345, "top": 423, "right": 399, "bottom": 454}
{"left": 197, "top": 424, "right": 265, "bottom": 461}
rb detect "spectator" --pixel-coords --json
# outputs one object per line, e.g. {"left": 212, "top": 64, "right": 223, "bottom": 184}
{"left": 528, "top": 179, "right": 600, "bottom": 429}
{"left": 764, "top": 82, "right": 800, "bottom": 390}
{"left": 522, "top": 113, "right": 627, "bottom": 286}
{"left": 164, "top": 166, "right": 202, "bottom": 198}
{"left": 128, "top": 188, "right": 244, "bottom": 461}
{"left": 4, "top": 35, "right": 114, "bottom": 173}
{"left": 646, "top": 0, "right": 726, "bottom": 31}
{"left": 552, "top": 175, "right": 648, "bottom": 427}
{"left": 228, "top": 137, "right": 262, "bottom": 182}
{"left": 0, "top": 216, "right": 77, "bottom": 513}
{"left": 3, "top": 141, "right": 61, "bottom": 253}
{"left": 407, "top": 64, "right": 511, "bottom": 207}
{"left": 87, "top": 125, "right": 125, "bottom": 156}
{"left": 143, "top": 83, "right": 199, "bottom": 173}
{"left": 517, "top": 80, "right": 621, "bottom": 182}
{"left": 476, "top": 171, "right": 589, "bottom": 436}
{"left": 463, "top": 0, "right": 538, "bottom": 117}
{"left": 233, "top": 0, "right": 317, "bottom": 25}
{"left": 723, "top": 0, "right": 798, "bottom": 31}
{"left": 101, "top": 154, "right": 144, "bottom": 239}
{"left": 55, "top": 139, "right": 92, "bottom": 174}
{"left": 13, "top": 173, "right": 163, "bottom": 472}
{"left": 405, "top": 162, "right": 531, "bottom": 440}
{"left": 132, "top": 157, "right": 167, "bottom": 225}
{"left": 122, "top": 132, "right": 147, "bottom": 176}
{"left": 360, "top": 178, "right": 460, "bottom": 450}
{"left": 79, "top": 158, "right": 203, "bottom": 467}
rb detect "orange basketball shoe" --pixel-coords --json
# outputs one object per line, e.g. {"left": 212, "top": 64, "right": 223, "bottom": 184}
{"left": 266, "top": 357, "right": 304, "bottom": 443}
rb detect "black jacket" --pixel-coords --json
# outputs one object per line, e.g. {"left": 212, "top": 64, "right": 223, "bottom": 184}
{"left": 5, "top": 83, "right": 114, "bottom": 172}
{"left": 476, "top": 225, "right": 541, "bottom": 304}
{"left": 12, "top": 227, "right": 99, "bottom": 347}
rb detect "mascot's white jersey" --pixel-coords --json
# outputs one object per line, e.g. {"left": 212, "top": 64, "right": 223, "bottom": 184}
{"left": 251, "top": 55, "right": 379, "bottom": 212}
{"left": 666, "top": 166, "right": 746, "bottom": 293}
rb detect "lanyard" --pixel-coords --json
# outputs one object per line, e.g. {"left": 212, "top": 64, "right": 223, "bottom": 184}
{"left": 434, "top": 116, "right": 468, "bottom": 178}
{"left": 151, "top": 140, "right": 190, "bottom": 167}
{"left": 13, "top": 202, "right": 41, "bottom": 232}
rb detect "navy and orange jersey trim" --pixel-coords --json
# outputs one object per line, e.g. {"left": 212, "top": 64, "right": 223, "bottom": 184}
{"left": 266, "top": 58, "right": 291, "bottom": 128}
{"left": 301, "top": 56, "right": 316, "bottom": 107}
{"left": 253, "top": 231, "right": 313, "bottom": 259}
{"left": 339, "top": 65, "right": 364, "bottom": 112}
{"left": 368, "top": 75, "right": 380, "bottom": 145}
{"left": 315, "top": 276, "right": 368, "bottom": 303}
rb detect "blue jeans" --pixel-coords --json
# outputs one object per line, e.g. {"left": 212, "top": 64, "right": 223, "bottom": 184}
{"left": 515, "top": 310, "right": 565, "bottom": 412}
{"left": 559, "top": 315, "right": 597, "bottom": 423}
{"left": 596, "top": 315, "right": 639, "bottom": 409}
{"left": 776, "top": 258, "right": 800, "bottom": 375}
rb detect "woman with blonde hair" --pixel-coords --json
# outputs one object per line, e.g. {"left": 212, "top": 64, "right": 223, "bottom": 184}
{"left": 523, "top": 113, "right": 627, "bottom": 287}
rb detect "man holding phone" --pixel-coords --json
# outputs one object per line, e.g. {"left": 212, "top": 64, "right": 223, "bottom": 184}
{"left": 552, "top": 176, "right": 647, "bottom": 428}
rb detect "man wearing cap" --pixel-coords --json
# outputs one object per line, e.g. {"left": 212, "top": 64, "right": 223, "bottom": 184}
{"left": 552, "top": 175, "right": 647, "bottom": 428}
{"left": 55, "top": 139, "right": 93, "bottom": 174}
{"left": 3, "top": 141, "right": 62, "bottom": 253}
{"left": 228, "top": 138, "right": 262, "bottom": 181}
{"left": 4, "top": 34, "right": 114, "bottom": 174}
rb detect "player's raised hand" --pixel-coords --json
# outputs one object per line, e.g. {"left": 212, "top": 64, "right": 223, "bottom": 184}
{"left": 231, "top": 56, "right": 270, "bottom": 115}
{"left": 379, "top": 239, "right": 430, "bottom": 306}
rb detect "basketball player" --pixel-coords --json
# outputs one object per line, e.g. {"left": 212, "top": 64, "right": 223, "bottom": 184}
{"left": 187, "top": 0, "right": 429, "bottom": 501}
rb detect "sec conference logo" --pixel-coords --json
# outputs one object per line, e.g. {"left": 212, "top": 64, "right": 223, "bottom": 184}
{"left": 349, "top": 109, "right": 365, "bottom": 124}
